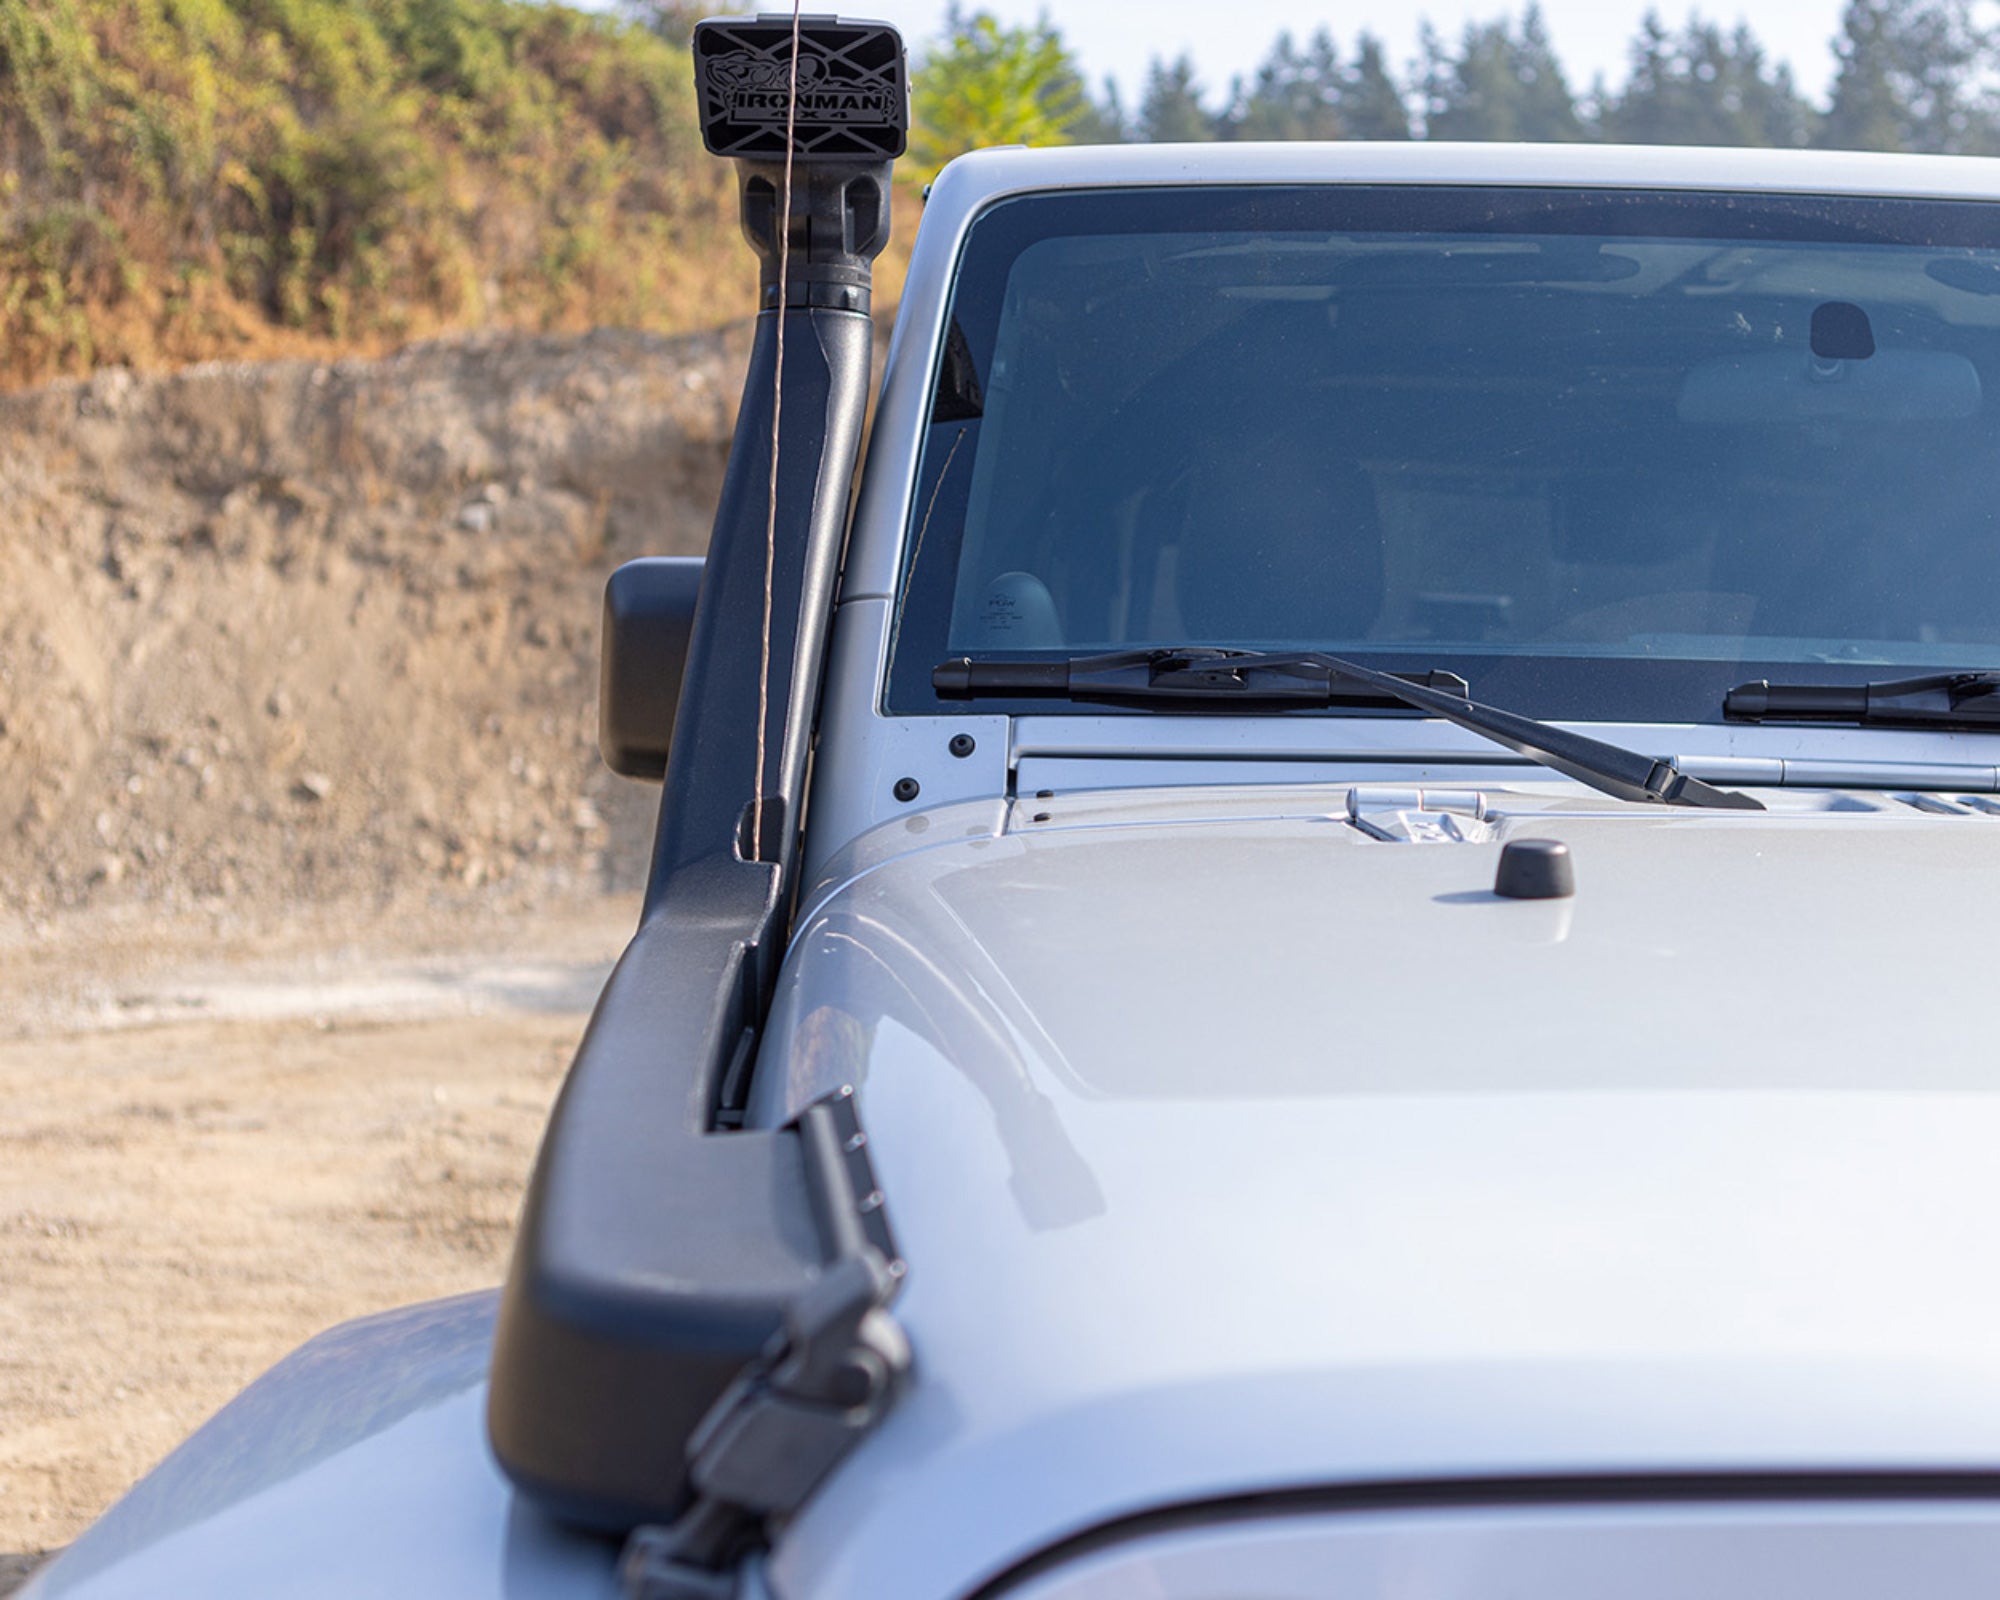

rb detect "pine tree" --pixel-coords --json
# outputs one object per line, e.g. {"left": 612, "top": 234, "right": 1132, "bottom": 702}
{"left": 907, "top": 6, "right": 1101, "bottom": 180}
{"left": 625, "top": 0, "right": 722, "bottom": 50}
{"left": 1601, "top": 12, "right": 1699, "bottom": 143}
{"left": 1825, "top": 0, "right": 1910, "bottom": 149}
{"left": 1222, "top": 29, "right": 1346, "bottom": 141}
{"left": 1343, "top": 34, "right": 1413, "bottom": 139}
{"left": 1724, "top": 25, "right": 1818, "bottom": 149}
{"left": 1820, "top": 0, "right": 1997, "bottom": 154}
{"left": 1419, "top": 5, "right": 1586, "bottom": 142}
{"left": 1072, "top": 77, "right": 1126, "bottom": 145}
{"left": 1137, "top": 53, "right": 1217, "bottom": 143}
{"left": 1597, "top": 12, "right": 1815, "bottom": 147}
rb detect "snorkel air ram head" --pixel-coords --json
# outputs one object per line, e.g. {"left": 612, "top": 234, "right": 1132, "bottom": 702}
{"left": 693, "top": 16, "right": 908, "bottom": 311}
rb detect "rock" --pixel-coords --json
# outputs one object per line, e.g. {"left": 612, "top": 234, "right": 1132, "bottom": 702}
{"left": 0, "top": 326, "right": 730, "bottom": 917}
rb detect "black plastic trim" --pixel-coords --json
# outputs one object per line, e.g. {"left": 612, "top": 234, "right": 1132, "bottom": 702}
{"left": 488, "top": 26, "right": 899, "bottom": 1518}
{"left": 488, "top": 296, "right": 873, "bottom": 1518}
{"left": 799, "top": 1085, "right": 899, "bottom": 1267}
{"left": 600, "top": 556, "right": 704, "bottom": 781}
{"left": 693, "top": 18, "right": 907, "bottom": 163}
{"left": 487, "top": 875, "right": 811, "bottom": 1529}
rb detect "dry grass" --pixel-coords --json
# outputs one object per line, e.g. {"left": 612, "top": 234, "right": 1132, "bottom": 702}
{"left": 0, "top": 0, "right": 918, "bottom": 391}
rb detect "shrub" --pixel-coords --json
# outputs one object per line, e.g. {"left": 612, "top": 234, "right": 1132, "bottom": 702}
{"left": 0, "top": 0, "right": 768, "bottom": 384}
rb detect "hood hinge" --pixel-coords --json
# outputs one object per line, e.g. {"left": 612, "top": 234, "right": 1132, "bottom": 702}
{"left": 1345, "top": 786, "right": 1498, "bottom": 843}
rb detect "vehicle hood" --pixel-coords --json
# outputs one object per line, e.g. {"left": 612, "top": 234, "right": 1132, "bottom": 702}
{"left": 755, "top": 784, "right": 2000, "bottom": 1600}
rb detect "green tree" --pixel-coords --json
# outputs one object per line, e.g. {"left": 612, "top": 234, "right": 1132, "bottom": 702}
{"left": 1136, "top": 53, "right": 1216, "bottom": 142}
{"left": 623, "top": 0, "right": 724, "bottom": 50}
{"left": 1214, "top": 27, "right": 1412, "bottom": 142}
{"left": 1419, "top": 4, "right": 1586, "bottom": 142}
{"left": 0, "top": 0, "right": 717, "bottom": 383}
{"left": 1222, "top": 28, "right": 1346, "bottom": 141}
{"left": 1343, "top": 34, "right": 1413, "bottom": 139}
{"left": 1597, "top": 12, "right": 1814, "bottom": 147}
{"left": 907, "top": 6, "right": 1096, "bottom": 180}
{"left": 1071, "top": 75, "right": 1126, "bottom": 144}
{"left": 1820, "top": 0, "right": 1997, "bottom": 154}
{"left": 1717, "top": 23, "right": 1817, "bottom": 147}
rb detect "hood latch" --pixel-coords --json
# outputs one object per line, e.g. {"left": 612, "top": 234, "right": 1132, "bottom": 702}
{"left": 1345, "top": 786, "right": 1496, "bottom": 844}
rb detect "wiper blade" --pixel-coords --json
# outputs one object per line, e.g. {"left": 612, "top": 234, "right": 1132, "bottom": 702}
{"left": 933, "top": 647, "right": 1470, "bottom": 706}
{"left": 1725, "top": 671, "right": 2000, "bottom": 730}
{"left": 935, "top": 647, "right": 1764, "bottom": 811}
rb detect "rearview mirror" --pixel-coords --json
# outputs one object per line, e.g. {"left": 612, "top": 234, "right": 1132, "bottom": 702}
{"left": 1678, "top": 348, "right": 1981, "bottom": 425}
{"left": 600, "top": 557, "right": 704, "bottom": 780}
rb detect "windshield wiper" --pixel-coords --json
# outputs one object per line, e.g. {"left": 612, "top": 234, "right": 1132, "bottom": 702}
{"left": 1725, "top": 671, "right": 2000, "bottom": 731}
{"left": 934, "top": 648, "right": 1470, "bottom": 706}
{"left": 936, "top": 647, "right": 1764, "bottom": 810}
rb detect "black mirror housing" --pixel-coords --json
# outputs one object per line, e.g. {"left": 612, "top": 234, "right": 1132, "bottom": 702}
{"left": 599, "top": 557, "right": 704, "bottom": 780}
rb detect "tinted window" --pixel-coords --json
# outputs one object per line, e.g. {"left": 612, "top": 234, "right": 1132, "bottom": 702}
{"left": 886, "top": 187, "right": 2000, "bottom": 720}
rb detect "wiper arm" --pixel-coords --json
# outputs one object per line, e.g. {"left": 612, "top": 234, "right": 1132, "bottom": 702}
{"left": 935, "top": 647, "right": 1764, "bottom": 811}
{"left": 1725, "top": 671, "right": 2000, "bottom": 730}
{"left": 934, "top": 647, "right": 1470, "bottom": 706}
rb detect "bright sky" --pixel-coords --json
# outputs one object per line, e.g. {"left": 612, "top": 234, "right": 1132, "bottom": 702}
{"left": 842, "top": 1, "right": 1854, "bottom": 108}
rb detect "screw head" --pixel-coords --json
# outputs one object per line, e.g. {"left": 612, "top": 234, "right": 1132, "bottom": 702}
{"left": 893, "top": 777, "right": 920, "bottom": 803}
{"left": 948, "top": 733, "right": 976, "bottom": 758}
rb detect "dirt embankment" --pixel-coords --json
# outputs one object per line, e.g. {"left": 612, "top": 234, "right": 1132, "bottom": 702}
{"left": 1, "top": 328, "right": 771, "bottom": 1592}
{"left": 0, "top": 327, "right": 751, "bottom": 938}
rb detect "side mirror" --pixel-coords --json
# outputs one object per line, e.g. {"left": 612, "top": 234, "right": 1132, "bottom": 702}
{"left": 600, "top": 557, "right": 704, "bottom": 780}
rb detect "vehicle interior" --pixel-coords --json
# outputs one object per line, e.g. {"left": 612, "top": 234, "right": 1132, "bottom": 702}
{"left": 908, "top": 196, "right": 2000, "bottom": 690}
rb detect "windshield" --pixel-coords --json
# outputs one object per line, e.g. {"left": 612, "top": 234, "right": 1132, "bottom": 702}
{"left": 885, "top": 185, "right": 2000, "bottom": 721}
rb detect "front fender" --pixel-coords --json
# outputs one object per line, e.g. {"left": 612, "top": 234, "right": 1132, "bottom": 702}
{"left": 24, "top": 1293, "right": 618, "bottom": 1600}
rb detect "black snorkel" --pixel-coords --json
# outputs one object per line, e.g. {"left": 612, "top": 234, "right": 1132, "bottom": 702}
{"left": 488, "top": 16, "right": 912, "bottom": 1580}
{"left": 659, "top": 14, "right": 906, "bottom": 886}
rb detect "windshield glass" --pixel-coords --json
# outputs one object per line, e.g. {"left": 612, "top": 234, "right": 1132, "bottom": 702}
{"left": 885, "top": 186, "right": 2000, "bottom": 721}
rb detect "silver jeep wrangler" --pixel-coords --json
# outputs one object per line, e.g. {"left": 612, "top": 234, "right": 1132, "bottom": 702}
{"left": 28, "top": 16, "right": 2000, "bottom": 1600}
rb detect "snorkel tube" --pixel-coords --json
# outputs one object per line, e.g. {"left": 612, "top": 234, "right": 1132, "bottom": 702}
{"left": 487, "top": 15, "right": 910, "bottom": 1572}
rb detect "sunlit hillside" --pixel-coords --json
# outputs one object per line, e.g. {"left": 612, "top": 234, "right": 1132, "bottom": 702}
{"left": 0, "top": 0, "right": 919, "bottom": 388}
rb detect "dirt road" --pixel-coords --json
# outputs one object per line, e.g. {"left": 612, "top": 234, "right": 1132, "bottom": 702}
{"left": 0, "top": 898, "right": 637, "bottom": 1594}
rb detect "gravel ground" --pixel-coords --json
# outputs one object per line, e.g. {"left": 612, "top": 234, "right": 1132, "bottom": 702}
{"left": 0, "top": 896, "right": 637, "bottom": 1595}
